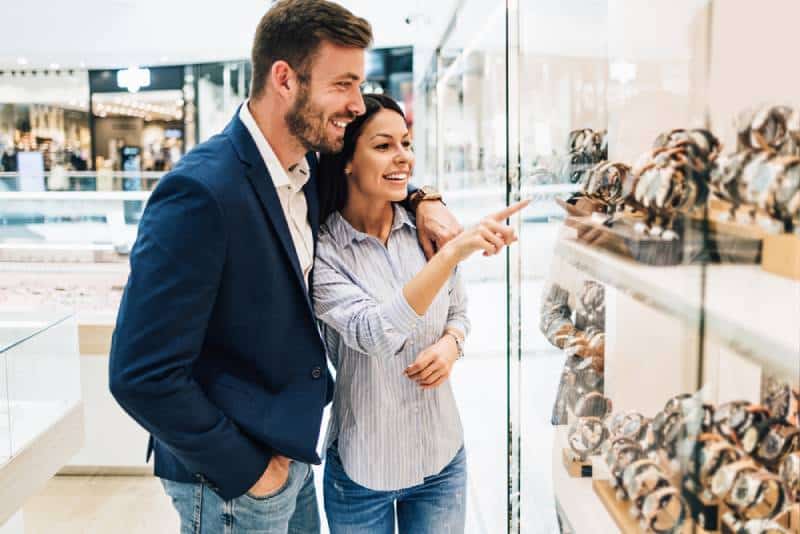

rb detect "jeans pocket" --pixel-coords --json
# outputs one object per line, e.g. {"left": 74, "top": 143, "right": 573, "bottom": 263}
{"left": 243, "top": 461, "right": 295, "bottom": 502}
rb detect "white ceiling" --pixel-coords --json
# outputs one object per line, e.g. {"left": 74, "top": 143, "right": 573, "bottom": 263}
{"left": 0, "top": 0, "right": 437, "bottom": 70}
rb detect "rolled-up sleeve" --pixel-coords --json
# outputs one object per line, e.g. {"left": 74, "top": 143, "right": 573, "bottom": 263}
{"left": 445, "top": 269, "right": 470, "bottom": 339}
{"left": 313, "top": 243, "right": 423, "bottom": 358}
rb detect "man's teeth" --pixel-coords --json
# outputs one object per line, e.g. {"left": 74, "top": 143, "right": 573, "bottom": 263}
{"left": 332, "top": 120, "right": 348, "bottom": 128}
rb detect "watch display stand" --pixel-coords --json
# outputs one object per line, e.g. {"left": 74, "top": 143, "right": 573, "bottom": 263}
{"left": 761, "top": 233, "right": 800, "bottom": 281}
{"left": 563, "top": 210, "right": 762, "bottom": 267}
{"left": 707, "top": 199, "right": 800, "bottom": 281}
{"left": 593, "top": 478, "right": 718, "bottom": 534}
{"left": 562, "top": 448, "right": 593, "bottom": 478}
{"left": 681, "top": 478, "right": 723, "bottom": 532}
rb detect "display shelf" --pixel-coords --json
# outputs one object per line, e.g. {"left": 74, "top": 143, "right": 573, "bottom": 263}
{"left": 554, "top": 237, "right": 800, "bottom": 380}
{"left": 0, "top": 402, "right": 83, "bottom": 526}
{"left": 551, "top": 426, "right": 616, "bottom": 534}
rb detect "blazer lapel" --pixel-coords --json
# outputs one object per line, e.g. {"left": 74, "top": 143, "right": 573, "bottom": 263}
{"left": 225, "top": 110, "right": 310, "bottom": 306}
{"left": 245, "top": 165, "right": 309, "bottom": 299}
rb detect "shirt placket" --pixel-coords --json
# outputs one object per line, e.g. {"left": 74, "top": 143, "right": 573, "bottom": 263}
{"left": 386, "top": 229, "right": 428, "bottom": 482}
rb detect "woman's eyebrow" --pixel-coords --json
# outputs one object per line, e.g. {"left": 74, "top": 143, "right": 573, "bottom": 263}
{"left": 369, "top": 132, "right": 409, "bottom": 141}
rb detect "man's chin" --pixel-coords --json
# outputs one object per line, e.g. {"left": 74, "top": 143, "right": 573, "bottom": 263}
{"left": 314, "top": 138, "right": 345, "bottom": 155}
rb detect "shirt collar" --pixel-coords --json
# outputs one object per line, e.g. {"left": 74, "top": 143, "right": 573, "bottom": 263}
{"left": 326, "top": 204, "right": 416, "bottom": 249}
{"left": 239, "top": 99, "right": 309, "bottom": 190}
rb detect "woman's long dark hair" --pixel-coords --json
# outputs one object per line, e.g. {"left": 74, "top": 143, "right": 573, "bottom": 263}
{"left": 317, "top": 93, "right": 407, "bottom": 222}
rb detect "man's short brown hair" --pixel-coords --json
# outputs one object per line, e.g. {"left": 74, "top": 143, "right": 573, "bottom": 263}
{"left": 250, "top": 0, "right": 373, "bottom": 99}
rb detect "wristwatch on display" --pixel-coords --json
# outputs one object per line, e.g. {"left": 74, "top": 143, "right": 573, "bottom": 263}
{"left": 573, "top": 391, "right": 612, "bottom": 419}
{"left": 407, "top": 185, "right": 443, "bottom": 212}
{"left": 711, "top": 459, "right": 759, "bottom": 503}
{"left": 734, "top": 518, "right": 791, "bottom": 534}
{"left": 640, "top": 486, "right": 687, "bottom": 534}
{"left": 567, "top": 416, "right": 607, "bottom": 460}
{"left": 695, "top": 440, "right": 743, "bottom": 490}
{"left": 743, "top": 420, "right": 800, "bottom": 466}
{"left": 779, "top": 451, "right": 800, "bottom": 502}
{"left": 729, "top": 470, "right": 786, "bottom": 520}
{"left": 622, "top": 459, "right": 669, "bottom": 508}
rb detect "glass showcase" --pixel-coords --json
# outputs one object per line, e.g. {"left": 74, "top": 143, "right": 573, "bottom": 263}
{"left": 0, "top": 313, "right": 81, "bottom": 464}
{"left": 419, "top": 1, "right": 800, "bottom": 533}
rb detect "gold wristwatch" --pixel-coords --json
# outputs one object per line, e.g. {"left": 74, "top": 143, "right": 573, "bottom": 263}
{"left": 408, "top": 185, "right": 443, "bottom": 212}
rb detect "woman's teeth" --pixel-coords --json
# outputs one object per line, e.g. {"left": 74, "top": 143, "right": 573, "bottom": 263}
{"left": 384, "top": 173, "right": 408, "bottom": 181}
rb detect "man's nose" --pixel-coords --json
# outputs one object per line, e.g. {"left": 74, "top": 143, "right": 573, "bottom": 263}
{"left": 348, "top": 90, "right": 366, "bottom": 116}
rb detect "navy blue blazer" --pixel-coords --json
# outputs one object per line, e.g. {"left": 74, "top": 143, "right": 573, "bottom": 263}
{"left": 109, "top": 111, "right": 332, "bottom": 500}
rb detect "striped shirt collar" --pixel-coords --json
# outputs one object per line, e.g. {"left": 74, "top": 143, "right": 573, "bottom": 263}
{"left": 326, "top": 203, "right": 416, "bottom": 248}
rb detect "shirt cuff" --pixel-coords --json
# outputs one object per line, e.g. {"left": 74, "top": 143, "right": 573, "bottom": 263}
{"left": 383, "top": 290, "right": 423, "bottom": 337}
{"left": 445, "top": 320, "right": 468, "bottom": 339}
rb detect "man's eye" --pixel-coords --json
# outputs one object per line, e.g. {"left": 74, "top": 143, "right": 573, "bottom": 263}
{"left": 338, "top": 82, "right": 351, "bottom": 89}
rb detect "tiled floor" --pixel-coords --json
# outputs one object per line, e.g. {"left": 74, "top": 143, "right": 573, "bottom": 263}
{"left": 21, "top": 475, "right": 179, "bottom": 534}
{"left": 17, "top": 348, "right": 562, "bottom": 534}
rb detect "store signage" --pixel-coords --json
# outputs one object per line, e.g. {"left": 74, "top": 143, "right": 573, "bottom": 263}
{"left": 117, "top": 67, "right": 151, "bottom": 93}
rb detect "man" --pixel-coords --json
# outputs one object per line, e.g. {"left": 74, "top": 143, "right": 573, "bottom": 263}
{"left": 109, "top": 1, "right": 495, "bottom": 532}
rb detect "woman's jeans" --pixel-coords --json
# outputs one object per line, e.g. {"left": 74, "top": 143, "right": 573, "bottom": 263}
{"left": 324, "top": 445, "right": 467, "bottom": 534}
{"left": 162, "top": 460, "right": 320, "bottom": 534}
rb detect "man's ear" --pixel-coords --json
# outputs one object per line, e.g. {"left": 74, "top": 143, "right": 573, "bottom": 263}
{"left": 270, "top": 60, "right": 295, "bottom": 98}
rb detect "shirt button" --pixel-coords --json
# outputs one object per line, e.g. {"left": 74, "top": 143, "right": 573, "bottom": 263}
{"left": 311, "top": 367, "right": 322, "bottom": 379}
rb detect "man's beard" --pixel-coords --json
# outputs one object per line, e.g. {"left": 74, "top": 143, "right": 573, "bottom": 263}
{"left": 286, "top": 85, "right": 350, "bottom": 154}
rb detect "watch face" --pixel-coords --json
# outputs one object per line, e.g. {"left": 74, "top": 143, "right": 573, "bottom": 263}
{"left": 742, "top": 425, "right": 761, "bottom": 454}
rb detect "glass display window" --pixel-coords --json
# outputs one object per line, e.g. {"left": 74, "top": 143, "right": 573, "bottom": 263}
{"left": 419, "top": 1, "right": 799, "bottom": 532}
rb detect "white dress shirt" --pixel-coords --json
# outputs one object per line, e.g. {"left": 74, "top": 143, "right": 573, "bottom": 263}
{"left": 239, "top": 100, "right": 314, "bottom": 290}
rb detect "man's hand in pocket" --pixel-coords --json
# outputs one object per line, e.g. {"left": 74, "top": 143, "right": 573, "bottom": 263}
{"left": 247, "top": 455, "right": 291, "bottom": 497}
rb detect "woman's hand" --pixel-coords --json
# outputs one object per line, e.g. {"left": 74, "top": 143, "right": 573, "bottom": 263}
{"left": 404, "top": 336, "right": 460, "bottom": 389}
{"left": 442, "top": 200, "right": 529, "bottom": 262}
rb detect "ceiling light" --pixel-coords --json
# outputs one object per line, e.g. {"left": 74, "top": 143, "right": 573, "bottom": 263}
{"left": 16, "top": 57, "right": 28, "bottom": 66}
{"left": 50, "top": 63, "right": 60, "bottom": 70}
{"left": 160, "top": 56, "right": 169, "bottom": 63}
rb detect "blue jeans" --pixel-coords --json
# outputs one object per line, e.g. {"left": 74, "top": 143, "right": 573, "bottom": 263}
{"left": 323, "top": 446, "right": 467, "bottom": 534}
{"left": 162, "top": 460, "right": 320, "bottom": 533}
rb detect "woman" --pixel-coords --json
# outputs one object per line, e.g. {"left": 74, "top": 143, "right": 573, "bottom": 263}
{"left": 313, "top": 94, "right": 527, "bottom": 534}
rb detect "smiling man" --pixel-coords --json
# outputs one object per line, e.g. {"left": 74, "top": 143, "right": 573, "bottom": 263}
{"left": 108, "top": 1, "right": 461, "bottom": 533}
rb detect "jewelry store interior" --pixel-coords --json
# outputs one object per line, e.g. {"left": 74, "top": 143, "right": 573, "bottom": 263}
{"left": 1, "top": 1, "right": 799, "bottom": 534}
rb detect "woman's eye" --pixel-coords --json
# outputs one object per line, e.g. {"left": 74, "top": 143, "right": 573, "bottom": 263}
{"left": 375, "top": 143, "right": 389, "bottom": 150}
{"left": 402, "top": 141, "right": 413, "bottom": 150}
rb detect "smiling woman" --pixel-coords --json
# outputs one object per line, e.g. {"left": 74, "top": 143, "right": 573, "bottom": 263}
{"left": 312, "top": 92, "right": 526, "bottom": 534}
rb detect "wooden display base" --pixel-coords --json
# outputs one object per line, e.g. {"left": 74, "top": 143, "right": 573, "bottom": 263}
{"left": 562, "top": 448, "right": 593, "bottom": 478}
{"left": 761, "top": 233, "right": 800, "bottom": 280}
{"left": 563, "top": 213, "right": 762, "bottom": 266}
{"left": 777, "top": 503, "right": 800, "bottom": 532}
{"left": 706, "top": 198, "right": 800, "bottom": 280}
{"left": 593, "top": 479, "right": 717, "bottom": 534}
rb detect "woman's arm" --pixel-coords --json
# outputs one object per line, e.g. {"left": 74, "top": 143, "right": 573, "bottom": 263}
{"left": 403, "top": 200, "right": 529, "bottom": 316}
{"left": 313, "top": 249, "right": 423, "bottom": 358}
{"left": 405, "top": 270, "right": 469, "bottom": 389}
{"left": 313, "top": 200, "right": 527, "bottom": 359}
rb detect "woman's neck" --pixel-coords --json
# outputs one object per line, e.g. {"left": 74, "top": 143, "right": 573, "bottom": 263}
{"left": 341, "top": 189, "right": 394, "bottom": 244}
